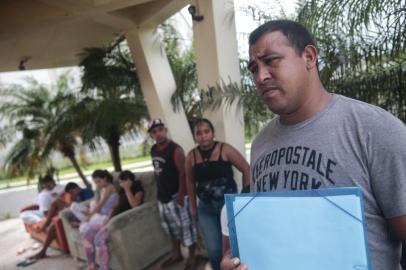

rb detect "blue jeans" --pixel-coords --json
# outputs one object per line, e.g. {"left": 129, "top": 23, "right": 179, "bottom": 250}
{"left": 198, "top": 201, "right": 224, "bottom": 270}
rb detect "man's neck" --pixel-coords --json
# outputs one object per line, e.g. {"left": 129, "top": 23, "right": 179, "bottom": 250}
{"left": 155, "top": 139, "right": 170, "bottom": 150}
{"left": 280, "top": 87, "right": 332, "bottom": 125}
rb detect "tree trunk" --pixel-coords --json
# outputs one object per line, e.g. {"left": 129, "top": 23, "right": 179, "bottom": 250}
{"left": 106, "top": 129, "right": 122, "bottom": 172}
{"left": 67, "top": 154, "right": 90, "bottom": 187}
{"left": 108, "top": 143, "right": 122, "bottom": 172}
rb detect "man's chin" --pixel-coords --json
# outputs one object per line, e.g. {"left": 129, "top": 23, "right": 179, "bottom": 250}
{"left": 265, "top": 101, "right": 285, "bottom": 115}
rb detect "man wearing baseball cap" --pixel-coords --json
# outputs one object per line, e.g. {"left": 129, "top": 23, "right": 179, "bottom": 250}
{"left": 148, "top": 119, "right": 197, "bottom": 270}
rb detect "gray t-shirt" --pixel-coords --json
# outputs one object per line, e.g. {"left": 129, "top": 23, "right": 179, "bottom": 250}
{"left": 251, "top": 94, "right": 406, "bottom": 270}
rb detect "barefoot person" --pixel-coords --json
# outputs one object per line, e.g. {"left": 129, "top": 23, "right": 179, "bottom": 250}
{"left": 81, "top": 170, "right": 144, "bottom": 270}
{"left": 79, "top": 170, "right": 117, "bottom": 270}
{"left": 149, "top": 119, "right": 197, "bottom": 269}
{"left": 28, "top": 182, "right": 94, "bottom": 260}
{"left": 20, "top": 175, "right": 64, "bottom": 225}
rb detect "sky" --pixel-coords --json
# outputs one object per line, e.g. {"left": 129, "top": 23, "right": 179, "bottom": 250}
{"left": 234, "top": 0, "right": 298, "bottom": 57}
{"left": 0, "top": 0, "right": 298, "bottom": 86}
{"left": 234, "top": 0, "right": 298, "bottom": 33}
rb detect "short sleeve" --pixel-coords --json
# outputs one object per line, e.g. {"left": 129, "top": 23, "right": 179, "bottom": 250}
{"left": 37, "top": 191, "right": 52, "bottom": 213}
{"left": 50, "top": 184, "right": 65, "bottom": 199}
{"left": 369, "top": 114, "right": 406, "bottom": 218}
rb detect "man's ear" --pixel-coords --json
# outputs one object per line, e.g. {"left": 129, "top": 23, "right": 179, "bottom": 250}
{"left": 303, "top": 45, "right": 318, "bottom": 70}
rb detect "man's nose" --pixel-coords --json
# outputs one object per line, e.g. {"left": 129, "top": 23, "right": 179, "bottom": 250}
{"left": 256, "top": 66, "right": 271, "bottom": 84}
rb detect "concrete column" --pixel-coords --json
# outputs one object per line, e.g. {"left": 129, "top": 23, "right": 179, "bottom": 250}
{"left": 192, "top": 0, "right": 246, "bottom": 157}
{"left": 126, "top": 27, "right": 195, "bottom": 152}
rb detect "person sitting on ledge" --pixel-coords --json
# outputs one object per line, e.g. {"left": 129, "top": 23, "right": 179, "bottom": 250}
{"left": 28, "top": 181, "right": 94, "bottom": 260}
{"left": 81, "top": 170, "right": 144, "bottom": 270}
{"left": 20, "top": 175, "right": 64, "bottom": 226}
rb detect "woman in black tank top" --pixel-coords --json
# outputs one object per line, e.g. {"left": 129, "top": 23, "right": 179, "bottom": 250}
{"left": 185, "top": 118, "right": 250, "bottom": 270}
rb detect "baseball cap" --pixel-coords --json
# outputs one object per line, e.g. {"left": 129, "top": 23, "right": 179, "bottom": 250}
{"left": 147, "top": 119, "right": 165, "bottom": 132}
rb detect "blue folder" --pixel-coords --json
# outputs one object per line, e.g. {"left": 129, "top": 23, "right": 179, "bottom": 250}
{"left": 225, "top": 187, "right": 371, "bottom": 270}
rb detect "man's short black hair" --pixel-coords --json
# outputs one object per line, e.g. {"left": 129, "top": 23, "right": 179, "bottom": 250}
{"left": 39, "top": 175, "right": 55, "bottom": 185}
{"left": 249, "top": 20, "right": 316, "bottom": 55}
{"left": 65, "top": 182, "right": 80, "bottom": 192}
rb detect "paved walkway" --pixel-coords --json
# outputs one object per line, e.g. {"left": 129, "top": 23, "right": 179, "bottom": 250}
{"left": 0, "top": 218, "right": 77, "bottom": 270}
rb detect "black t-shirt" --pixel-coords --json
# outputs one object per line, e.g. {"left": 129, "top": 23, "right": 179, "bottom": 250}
{"left": 151, "top": 141, "right": 180, "bottom": 203}
{"left": 112, "top": 180, "right": 144, "bottom": 217}
{"left": 192, "top": 142, "right": 237, "bottom": 204}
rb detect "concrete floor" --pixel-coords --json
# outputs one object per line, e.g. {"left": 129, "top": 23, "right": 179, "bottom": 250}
{"left": 0, "top": 218, "right": 78, "bottom": 270}
{"left": 0, "top": 218, "right": 211, "bottom": 270}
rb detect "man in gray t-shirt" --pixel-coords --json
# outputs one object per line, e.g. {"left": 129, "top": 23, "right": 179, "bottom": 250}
{"left": 221, "top": 20, "right": 406, "bottom": 270}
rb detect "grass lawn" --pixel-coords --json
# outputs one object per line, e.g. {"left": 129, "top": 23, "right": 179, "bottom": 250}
{"left": 57, "top": 156, "right": 151, "bottom": 175}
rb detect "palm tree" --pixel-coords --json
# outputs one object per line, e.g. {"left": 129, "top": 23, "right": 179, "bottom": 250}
{"left": 297, "top": 0, "right": 406, "bottom": 122}
{"left": 3, "top": 127, "right": 44, "bottom": 183}
{"left": 0, "top": 81, "right": 51, "bottom": 180}
{"left": 0, "top": 74, "right": 90, "bottom": 186}
{"left": 78, "top": 38, "right": 148, "bottom": 172}
{"left": 41, "top": 74, "right": 91, "bottom": 185}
